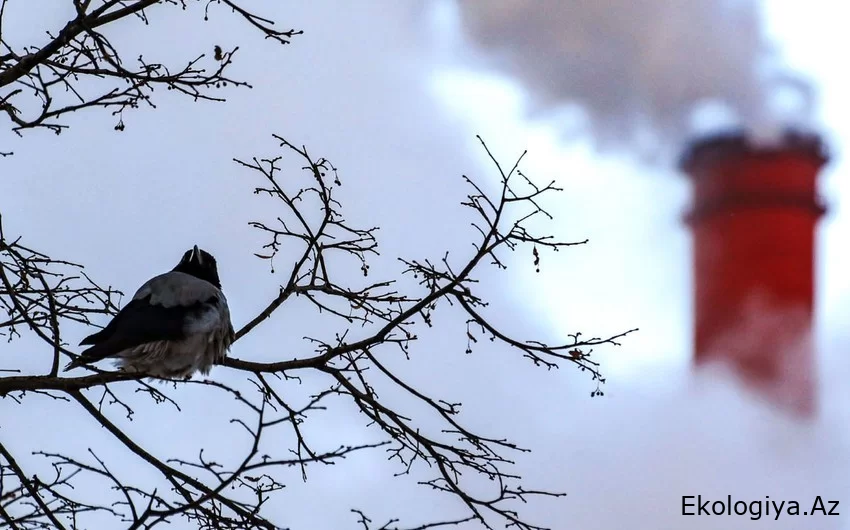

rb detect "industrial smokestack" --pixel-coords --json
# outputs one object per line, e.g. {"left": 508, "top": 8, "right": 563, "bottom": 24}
{"left": 680, "top": 129, "right": 829, "bottom": 416}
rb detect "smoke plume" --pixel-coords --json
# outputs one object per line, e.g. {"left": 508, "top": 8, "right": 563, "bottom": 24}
{"left": 452, "top": 0, "right": 815, "bottom": 159}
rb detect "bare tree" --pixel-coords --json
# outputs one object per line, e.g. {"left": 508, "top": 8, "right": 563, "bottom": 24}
{"left": 0, "top": 0, "right": 299, "bottom": 155}
{"left": 1, "top": 3, "right": 635, "bottom": 529}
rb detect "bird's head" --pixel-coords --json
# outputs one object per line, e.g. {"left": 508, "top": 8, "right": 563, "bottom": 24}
{"left": 173, "top": 245, "right": 222, "bottom": 288}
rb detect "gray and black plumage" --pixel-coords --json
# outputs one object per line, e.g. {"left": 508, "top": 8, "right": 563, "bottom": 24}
{"left": 64, "top": 246, "right": 234, "bottom": 379}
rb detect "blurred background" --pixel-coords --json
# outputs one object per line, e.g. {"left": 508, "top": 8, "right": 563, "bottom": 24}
{"left": 1, "top": 1, "right": 848, "bottom": 528}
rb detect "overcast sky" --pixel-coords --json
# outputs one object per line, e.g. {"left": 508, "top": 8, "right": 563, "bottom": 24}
{"left": 2, "top": 1, "right": 849, "bottom": 528}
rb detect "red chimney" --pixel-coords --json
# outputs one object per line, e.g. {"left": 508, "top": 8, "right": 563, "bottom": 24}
{"left": 680, "top": 129, "right": 829, "bottom": 416}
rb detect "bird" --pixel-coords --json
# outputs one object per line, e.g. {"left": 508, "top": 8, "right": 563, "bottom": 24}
{"left": 64, "top": 246, "right": 234, "bottom": 379}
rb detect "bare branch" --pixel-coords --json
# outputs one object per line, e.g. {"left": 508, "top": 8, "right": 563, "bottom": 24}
{"left": 2, "top": 63, "right": 634, "bottom": 526}
{"left": 0, "top": 1, "right": 301, "bottom": 147}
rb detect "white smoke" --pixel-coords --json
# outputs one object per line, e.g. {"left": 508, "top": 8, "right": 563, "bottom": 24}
{"left": 518, "top": 357, "right": 850, "bottom": 529}
{"left": 449, "top": 0, "right": 815, "bottom": 159}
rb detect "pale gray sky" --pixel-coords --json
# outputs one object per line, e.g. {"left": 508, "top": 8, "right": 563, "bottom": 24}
{"left": 2, "top": 1, "right": 848, "bottom": 529}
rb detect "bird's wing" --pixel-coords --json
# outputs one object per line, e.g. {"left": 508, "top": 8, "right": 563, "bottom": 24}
{"left": 70, "top": 272, "right": 224, "bottom": 368}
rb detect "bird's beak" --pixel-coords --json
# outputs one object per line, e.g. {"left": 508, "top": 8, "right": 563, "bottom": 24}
{"left": 191, "top": 245, "right": 203, "bottom": 266}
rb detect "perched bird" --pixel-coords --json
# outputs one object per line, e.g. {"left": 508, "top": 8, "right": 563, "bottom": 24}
{"left": 64, "top": 246, "right": 234, "bottom": 379}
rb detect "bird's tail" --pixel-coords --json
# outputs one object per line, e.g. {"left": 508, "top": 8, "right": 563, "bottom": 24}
{"left": 63, "top": 357, "right": 85, "bottom": 372}
{"left": 64, "top": 338, "right": 125, "bottom": 372}
{"left": 63, "top": 347, "right": 103, "bottom": 372}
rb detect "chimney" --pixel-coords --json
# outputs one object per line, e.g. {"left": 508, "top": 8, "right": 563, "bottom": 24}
{"left": 679, "top": 129, "right": 829, "bottom": 416}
